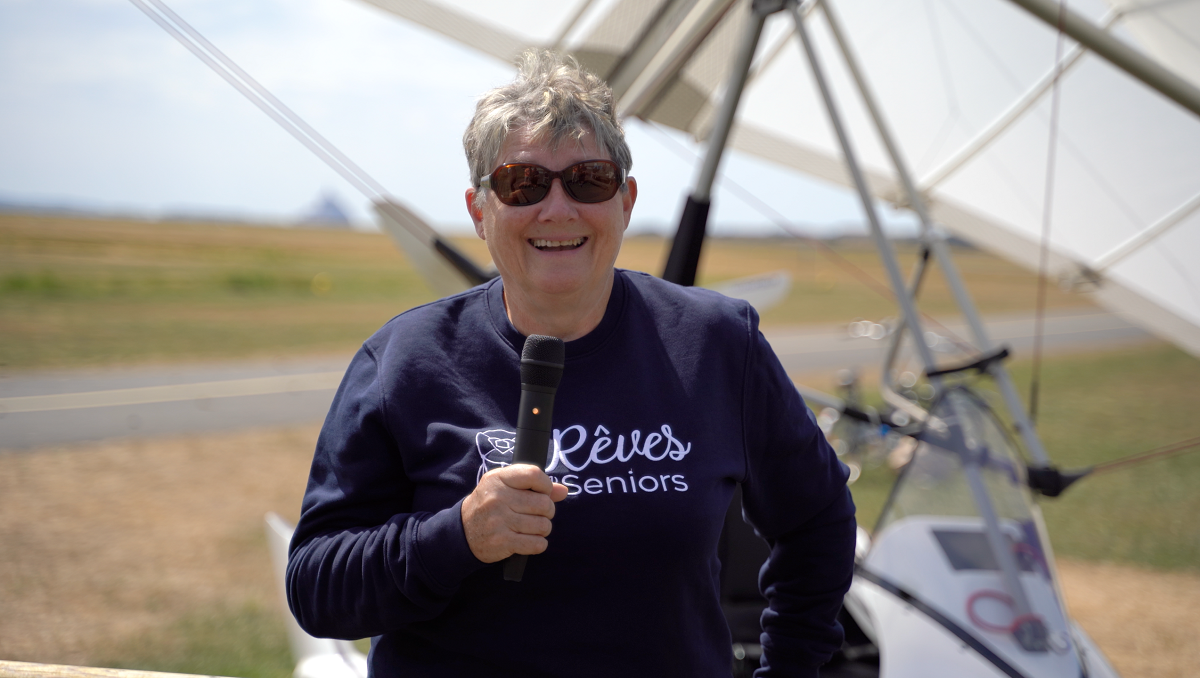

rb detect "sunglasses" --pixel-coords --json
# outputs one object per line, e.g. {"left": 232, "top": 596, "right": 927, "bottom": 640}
{"left": 480, "top": 160, "right": 626, "bottom": 206}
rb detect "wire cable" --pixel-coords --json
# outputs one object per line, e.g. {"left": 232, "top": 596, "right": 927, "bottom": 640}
{"left": 644, "top": 121, "right": 979, "bottom": 353}
{"left": 914, "top": 0, "right": 967, "bottom": 170}
{"left": 1028, "top": 1, "right": 1069, "bottom": 426}
{"left": 127, "top": 0, "right": 390, "bottom": 203}
{"left": 1090, "top": 435, "right": 1200, "bottom": 476}
{"left": 645, "top": 121, "right": 895, "bottom": 295}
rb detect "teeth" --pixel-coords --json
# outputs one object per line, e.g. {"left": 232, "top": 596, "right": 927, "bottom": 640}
{"left": 531, "top": 237, "right": 585, "bottom": 250}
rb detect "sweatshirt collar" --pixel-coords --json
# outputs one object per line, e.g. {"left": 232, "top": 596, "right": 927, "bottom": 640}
{"left": 486, "top": 269, "right": 627, "bottom": 361}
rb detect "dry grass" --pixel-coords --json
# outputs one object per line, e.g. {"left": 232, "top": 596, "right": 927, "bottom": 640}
{"left": 0, "top": 425, "right": 1196, "bottom": 677}
{"left": 0, "top": 214, "right": 432, "bottom": 368}
{"left": 1058, "top": 559, "right": 1200, "bottom": 677}
{"left": 617, "top": 235, "right": 1092, "bottom": 325}
{"left": 1, "top": 214, "right": 1091, "bottom": 369}
{"left": 0, "top": 427, "right": 315, "bottom": 667}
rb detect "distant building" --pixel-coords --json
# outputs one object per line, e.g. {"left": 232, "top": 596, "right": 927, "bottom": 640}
{"left": 300, "top": 192, "right": 352, "bottom": 229}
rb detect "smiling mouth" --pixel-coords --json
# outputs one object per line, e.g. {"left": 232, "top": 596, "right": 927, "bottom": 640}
{"left": 530, "top": 237, "right": 587, "bottom": 252}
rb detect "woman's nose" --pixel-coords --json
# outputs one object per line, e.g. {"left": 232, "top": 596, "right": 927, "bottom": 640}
{"left": 536, "top": 178, "right": 577, "bottom": 220}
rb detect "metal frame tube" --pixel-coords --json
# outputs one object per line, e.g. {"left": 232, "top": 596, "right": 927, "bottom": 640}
{"left": 820, "top": 0, "right": 1052, "bottom": 466}
{"left": 919, "top": 39, "right": 1092, "bottom": 191}
{"left": 690, "top": 6, "right": 771, "bottom": 202}
{"left": 551, "top": 0, "right": 598, "bottom": 49}
{"left": 918, "top": 7, "right": 1120, "bottom": 191}
{"left": 964, "top": 458, "right": 1039, "bottom": 625}
{"left": 1007, "top": 0, "right": 1200, "bottom": 118}
{"left": 945, "top": 395, "right": 1045, "bottom": 650}
{"left": 790, "top": 2, "right": 940, "bottom": 381}
{"left": 879, "top": 246, "right": 934, "bottom": 424}
{"left": 663, "top": 1, "right": 780, "bottom": 285}
{"left": 808, "top": 2, "right": 1053, "bottom": 649}
{"left": 1092, "top": 189, "right": 1200, "bottom": 271}
{"left": 619, "top": 0, "right": 738, "bottom": 119}
{"left": 882, "top": 245, "right": 931, "bottom": 378}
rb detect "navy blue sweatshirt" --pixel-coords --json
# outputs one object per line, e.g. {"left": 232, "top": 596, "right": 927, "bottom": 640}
{"left": 287, "top": 269, "right": 856, "bottom": 677}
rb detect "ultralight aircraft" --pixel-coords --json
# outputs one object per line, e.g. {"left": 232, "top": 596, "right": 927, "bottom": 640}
{"left": 130, "top": 0, "right": 1200, "bottom": 675}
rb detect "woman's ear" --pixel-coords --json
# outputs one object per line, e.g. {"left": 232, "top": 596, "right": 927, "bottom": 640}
{"left": 465, "top": 188, "right": 485, "bottom": 239}
{"left": 620, "top": 177, "right": 638, "bottom": 230}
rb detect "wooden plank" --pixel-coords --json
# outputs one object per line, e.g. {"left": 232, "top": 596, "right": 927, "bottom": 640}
{"left": 0, "top": 661, "right": 236, "bottom": 678}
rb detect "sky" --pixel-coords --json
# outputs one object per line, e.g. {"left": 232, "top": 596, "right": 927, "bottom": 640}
{"left": 0, "top": 0, "right": 909, "bottom": 237}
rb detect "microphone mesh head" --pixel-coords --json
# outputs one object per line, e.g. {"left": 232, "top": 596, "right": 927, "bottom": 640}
{"left": 520, "top": 335, "right": 565, "bottom": 388}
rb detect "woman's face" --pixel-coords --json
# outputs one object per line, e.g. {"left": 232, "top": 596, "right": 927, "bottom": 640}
{"left": 466, "top": 127, "right": 636, "bottom": 302}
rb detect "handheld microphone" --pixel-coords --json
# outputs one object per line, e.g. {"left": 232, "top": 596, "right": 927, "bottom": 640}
{"left": 502, "top": 334, "right": 566, "bottom": 582}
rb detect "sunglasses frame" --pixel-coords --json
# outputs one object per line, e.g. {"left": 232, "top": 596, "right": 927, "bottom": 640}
{"left": 480, "top": 159, "right": 627, "bottom": 206}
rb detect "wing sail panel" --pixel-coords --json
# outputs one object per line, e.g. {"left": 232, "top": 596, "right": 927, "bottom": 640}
{"left": 364, "top": 0, "right": 1200, "bottom": 356}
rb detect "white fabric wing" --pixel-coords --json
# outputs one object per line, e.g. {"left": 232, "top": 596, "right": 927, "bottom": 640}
{"left": 365, "top": 0, "right": 1200, "bottom": 356}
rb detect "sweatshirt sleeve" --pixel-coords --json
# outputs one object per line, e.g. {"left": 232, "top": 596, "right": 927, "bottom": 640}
{"left": 285, "top": 345, "right": 487, "bottom": 640}
{"left": 738, "top": 309, "right": 857, "bottom": 678}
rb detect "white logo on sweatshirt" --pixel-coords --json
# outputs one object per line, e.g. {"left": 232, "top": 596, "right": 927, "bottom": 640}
{"left": 475, "top": 424, "right": 693, "bottom": 495}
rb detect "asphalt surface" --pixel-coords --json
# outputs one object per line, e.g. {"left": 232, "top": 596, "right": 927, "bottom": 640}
{"left": 0, "top": 307, "right": 1154, "bottom": 450}
{"left": 766, "top": 306, "right": 1154, "bottom": 376}
{"left": 0, "top": 355, "right": 352, "bottom": 450}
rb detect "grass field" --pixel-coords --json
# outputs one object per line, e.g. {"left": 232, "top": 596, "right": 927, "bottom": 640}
{"left": 0, "top": 213, "right": 1088, "bottom": 368}
{"left": 0, "top": 214, "right": 431, "bottom": 368}
{"left": 2, "top": 212, "right": 1197, "bottom": 677}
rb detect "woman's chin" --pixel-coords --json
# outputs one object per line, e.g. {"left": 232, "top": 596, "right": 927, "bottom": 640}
{"left": 522, "top": 268, "right": 607, "bottom": 299}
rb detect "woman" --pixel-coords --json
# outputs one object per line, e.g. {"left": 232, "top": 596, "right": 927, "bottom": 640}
{"left": 287, "top": 50, "right": 855, "bottom": 677}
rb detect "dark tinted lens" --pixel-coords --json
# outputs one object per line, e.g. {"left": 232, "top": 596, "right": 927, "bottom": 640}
{"left": 563, "top": 161, "right": 621, "bottom": 203}
{"left": 488, "top": 160, "right": 621, "bottom": 206}
{"left": 492, "top": 165, "right": 552, "bottom": 206}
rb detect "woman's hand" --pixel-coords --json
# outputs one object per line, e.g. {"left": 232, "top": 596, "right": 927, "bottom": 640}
{"left": 460, "top": 464, "right": 569, "bottom": 563}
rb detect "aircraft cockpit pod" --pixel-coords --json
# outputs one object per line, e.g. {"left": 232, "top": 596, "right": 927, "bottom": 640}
{"left": 859, "top": 388, "right": 1088, "bottom": 677}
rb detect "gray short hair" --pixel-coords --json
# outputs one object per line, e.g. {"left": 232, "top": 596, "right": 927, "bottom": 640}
{"left": 464, "top": 50, "right": 632, "bottom": 202}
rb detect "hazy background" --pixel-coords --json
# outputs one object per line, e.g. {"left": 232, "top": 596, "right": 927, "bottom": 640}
{"left": 0, "top": 0, "right": 925, "bottom": 236}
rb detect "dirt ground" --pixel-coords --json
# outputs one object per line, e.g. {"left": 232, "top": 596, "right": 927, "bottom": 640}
{"left": 1, "top": 426, "right": 1196, "bottom": 676}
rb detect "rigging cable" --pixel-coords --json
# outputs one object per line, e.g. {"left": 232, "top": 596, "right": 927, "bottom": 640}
{"left": 133, "top": 0, "right": 957, "bottom": 354}
{"left": 1028, "top": 0, "right": 1070, "bottom": 426}
{"left": 645, "top": 122, "right": 894, "bottom": 297}
{"left": 1089, "top": 435, "right": 1200, "bottom": 476}
{"left": 914, "top": 0, "right": 966, "bottom": 171}
{"left": 126, "top": 0, "right": 390, "bottom": 203}
{"left": 644, "top": 120, "right": 979, "bottom": 354}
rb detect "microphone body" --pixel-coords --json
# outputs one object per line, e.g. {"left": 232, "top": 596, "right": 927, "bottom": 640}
{"left": 502, "top": 335, "right": 565, "bottom": 582}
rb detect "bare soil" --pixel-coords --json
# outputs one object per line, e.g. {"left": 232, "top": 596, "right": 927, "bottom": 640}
{"left": 0, "top": 426, "right": 315, "bottom": 665}
{"left": 1056, "top": 559, "right": 1200, "bottom": 677}
{"left": 0, "top": 426, "right": 1195, "bottom": 676}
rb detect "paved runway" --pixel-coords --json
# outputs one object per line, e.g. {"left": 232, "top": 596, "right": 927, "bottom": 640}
{"left": 0, "top": 307, "right": 1154, "bottom": 450}
{"left": 767, "top": 306, "right": 1154, "bottom": 376}
{"left": 0, "top": 355, "right": 353, "bottom": 450}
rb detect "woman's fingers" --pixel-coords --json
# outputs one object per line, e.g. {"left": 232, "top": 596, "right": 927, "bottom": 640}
{"left": 461, "top": 465, "right": 565, "bottom": 562}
